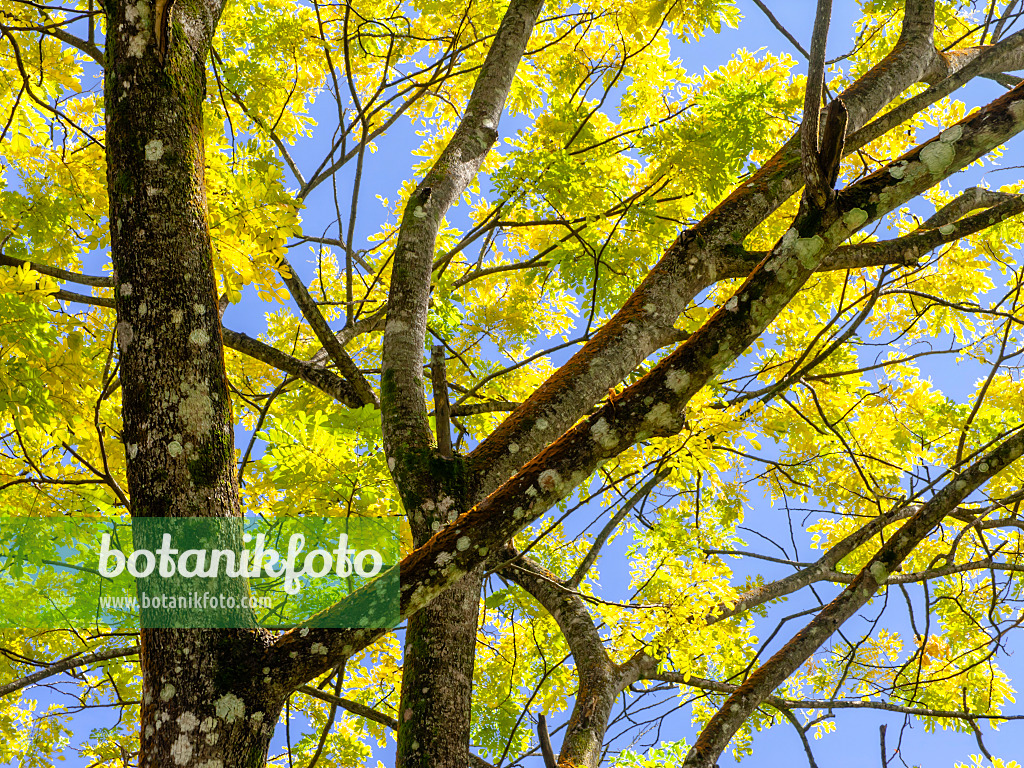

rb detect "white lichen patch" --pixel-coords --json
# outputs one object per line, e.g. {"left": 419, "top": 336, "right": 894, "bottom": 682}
{"left": 310, "top": 643, "right": 328, "bottom": 655}
{"left": 842, "top": 208, "right": 869, "bottom": 231}
{"left": 436, "top": 551, "right": 453, "bottom": 567}
{"left": 121, "top": 283, "right": 133, "bottom": 296}
{"left": 170, "top": 735, "right": 192, "bottom": 766}
{"left": 189, "top": 328, "right": 210, "bottom": 345}
{"left": 535, "top": 417, "right": 549, "bottom": 430}
{"left": 940, "top": 124, "right": 963, "bottom": 143}
{"left": 456, "top": 536, "right": 471, "bottom": 551}
{"left": 920, "top": 140, "right": 955, "bottom": 174}
{"left": 171, "top": 309, "right": 184, "bottom": 324}
{"left": 177, "top": 712, "right": 199, "bottom": 732}
{"left": 508, "top": 442, "right": 520, "bottom": 454}
{"left": 180, "top": 384, "right": 214, "bottom": 437}
{"left": 412, "top": 206, "right": 428, "bottom": 219}
{"left": 127, "top": 32, "right": 148, "bottom": 58}
{"left": 145, "top": 138, "right": 164, "bottom": 162}
{"left": 116, "top": 321, "right": 133, "bottom": 350}
{"left": 168, "top": 440, "right": 183, "bottom": 457}
{"left": 644, "top": 402, "right": 674, "bottom": 430}
{"left": 590, "top": 418, "right": 618, "bottom": 450}
{"left": 128, "top": 443, "right": 139, "bottom": 458}
{"left": 159, "top": 683, "right": 176, "bottom": 702}
{"left": 214, "top": 693, "right": 245, "bottom": 723}
{"left": 197, "top": 761, "right": 224, "bottom": 768}
{"left": 868, "top": 561, "right": 888, "bottom": 585}
{"left": 199, "top": 717, "right": 217, "bottom": 733}
{"left": 665, "top": 369, "right": 690, "bottom": 394}
{"left": 537, "top": 469, "right": 562, "bottom": 493}
{"left": 387, "top": 456, "right": 396, "bottom": 471}
{"left": 724, "top": 296, "right": 738, "bottom": 312}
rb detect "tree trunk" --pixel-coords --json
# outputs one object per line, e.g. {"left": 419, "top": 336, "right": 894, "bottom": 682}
{"left": 104, "top": 1, "right": 285, "bottom": 765}
{"left": 138, "top": 631, "right": 282, "bottom": 768}
{"left": 392, "top": 455, "right": 482, "bottom": 768}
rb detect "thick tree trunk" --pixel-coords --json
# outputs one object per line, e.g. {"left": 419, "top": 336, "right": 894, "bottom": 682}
{"left": 104, "top": 0, "right": 285, "bottom": 765}
{"left": 397, "top": 567, "right": 483, "bottom": 768}
{"left": 138, "top": 631, "right": 282, "bottom": 768}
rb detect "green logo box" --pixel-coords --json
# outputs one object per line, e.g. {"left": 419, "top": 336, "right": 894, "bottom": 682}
{"left": 0, "top": 515, "right": 400, "bottom": 630}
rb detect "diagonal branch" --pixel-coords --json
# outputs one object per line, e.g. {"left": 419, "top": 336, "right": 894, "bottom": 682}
{"left": 221, "top": 328, "right": 366, "bottom": 407}
{"left": 277, "top": 257, "right": 378, "bottom": 407}
{"left": 717, "top": 192, "right": 1024, "bottom": 279}
{"left": 681, "top": 426, "right": 1024, "bottom": 766}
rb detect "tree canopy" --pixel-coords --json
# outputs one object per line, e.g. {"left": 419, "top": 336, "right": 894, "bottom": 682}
{"left": 1, "top": 0, "right": 1024, "bottom": 766}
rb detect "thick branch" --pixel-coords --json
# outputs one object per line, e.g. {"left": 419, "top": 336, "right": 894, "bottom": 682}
{"left": 380, "top": 0, "right": 544, "bottom": 466}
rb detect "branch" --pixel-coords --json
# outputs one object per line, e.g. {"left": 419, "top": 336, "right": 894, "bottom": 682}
{"left": 566, "top": 468, "right": 668, "bottom": 589}
{"left": 430, "top": 346, "right": 453, "bottom": 457}
{"left": 296, "top": 685, "right": 499, "bottom": 768}
{"left": 307, "top": 306, "right": 387, "bottom": 367}
{"left": 922, "top": 186, "right": 1019, "bottom": 228}
{"left": 298, "top": 685, "right": 397, "bottom": 730}
{"left": 277, "top": 257, "right": 377, "bottom": 407}
{"left": 450, "top": 400, "right": 520, "bottom": 416}
{"left": 538, "top": 714, "right": 557, "bottom": 768}
{"left": 681, "top": 427, "right": 1024, "bottom": 767}
{"left": 43, "top": 24, "right": 105, "bottom": 68}
{"left": 644, "top": 668, "right": 1024, "bottom": 722}
{"left": 380, "top": 0, "right": 545, "bottom": 462}
{"left": 750, "top": 0, "right": 810, "bottom": 59}
{"left": 221, "top": 328, "right": 366, "bottom": 408}
{"left": 717, "top": 192, "right": 1024, "bottom": 279}
{"left": 800, "top": 0, "right": 834, "bottom": 209}
{"left": 0, "top": 645, "right": 139, "bottom": 699}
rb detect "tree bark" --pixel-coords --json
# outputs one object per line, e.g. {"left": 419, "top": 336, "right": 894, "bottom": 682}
{"left": 105, "top": 0, "right": 286, "bottom": 764}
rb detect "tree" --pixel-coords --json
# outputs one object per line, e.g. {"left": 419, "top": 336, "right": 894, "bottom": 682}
{"left": 1, "top": 0, "right": 1024, "bottom": 764}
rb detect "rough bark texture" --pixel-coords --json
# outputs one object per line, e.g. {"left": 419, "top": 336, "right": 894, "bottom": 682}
{"left": 106, "top": 0, "right": 285, "bottom": 764}
{"left": 377, "top": 2, "right": 546, "bottom": 767}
